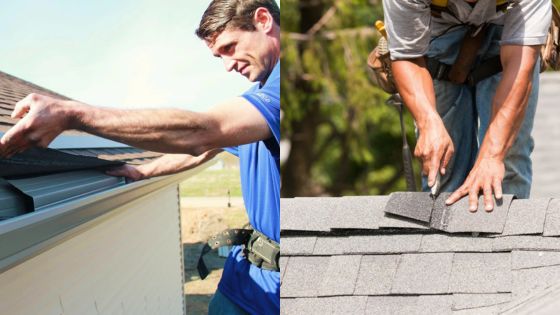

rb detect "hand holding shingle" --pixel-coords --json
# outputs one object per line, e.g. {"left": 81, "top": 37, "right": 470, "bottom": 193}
{"left": 0, "top": 93, "right": 73, "bottom": 157}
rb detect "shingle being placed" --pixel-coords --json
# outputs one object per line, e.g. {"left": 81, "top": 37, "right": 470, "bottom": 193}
{"left": 384, "top": 192, "right": 434, "bottom": 223}
{"left": 391, "top": 253, "right": 454, "bottom": 294}
{"left": 501, "top": 198, "right": 550, "bottom": 236}
{"left": 437, "top": 195, "right": 514, "bottom": 233}
{"left": 0, "top": 147, "right": 123, "bottom": 177}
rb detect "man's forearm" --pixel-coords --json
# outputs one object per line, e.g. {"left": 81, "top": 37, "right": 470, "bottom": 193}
{"left": 477, "top": 45, "right": 540, "bottom": 161}
{"left": 392, "top": 58, "right": 439, "bottom": 129}
{"left": 137, "top": 149, "right": 223, "bottom": 178}
{"left": 68, "top": 102, "right": 219, "bottom": 156}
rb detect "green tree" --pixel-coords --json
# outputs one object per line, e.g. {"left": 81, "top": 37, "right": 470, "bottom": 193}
{"left": 281, "top": 0, "right": 418, "bottom": 197}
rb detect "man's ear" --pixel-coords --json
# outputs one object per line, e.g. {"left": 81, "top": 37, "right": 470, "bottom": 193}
{"left": 254, "top": 7, "right": 273, "bottom": 33}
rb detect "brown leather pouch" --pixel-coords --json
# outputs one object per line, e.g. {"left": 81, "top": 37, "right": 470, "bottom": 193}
{"left": 541, "top": 5, "right": 560, "bottom": 72}
{"left": 367, "top": 37, "right": 397, "bottom": 94}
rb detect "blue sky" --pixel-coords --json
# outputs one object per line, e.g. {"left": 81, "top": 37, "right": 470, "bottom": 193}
{"left": 0, "top": 1, "right": 254, "bottom": 112}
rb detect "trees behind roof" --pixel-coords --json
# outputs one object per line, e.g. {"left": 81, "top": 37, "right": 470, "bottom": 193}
{"left": 281, "top": 0, "right": 419, "bottom": 197}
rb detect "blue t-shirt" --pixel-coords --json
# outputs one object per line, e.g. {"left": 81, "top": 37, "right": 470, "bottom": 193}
{"left": 219, "top": 62, "right": 280, "bottom": 315}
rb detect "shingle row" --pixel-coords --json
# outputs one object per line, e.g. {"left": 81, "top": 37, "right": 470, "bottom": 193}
{"left": 281, "top": 194, "right": 560, "bottom": 236}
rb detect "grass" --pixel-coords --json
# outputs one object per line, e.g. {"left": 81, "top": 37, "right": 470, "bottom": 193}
{"left": 180, "top": 168, "right": 242, "bottom": 197}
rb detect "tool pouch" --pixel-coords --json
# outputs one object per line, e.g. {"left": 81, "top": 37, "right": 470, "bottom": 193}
{"left": 541, "top": 5, "right": 560, "bottom": 72}
{"left": 367, "top": 36, "right": 397, "bottom": 94}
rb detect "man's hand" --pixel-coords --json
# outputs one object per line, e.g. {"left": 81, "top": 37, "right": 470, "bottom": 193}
{"left": 415, "top": 115, "right": 454, "bottom": 188}
{"left": 446, "top": 157, "right": 504, "bottom": 212}
{"left": 105, "top": 164, "right": 146, "bottom": 181}
{"left": 0, "top": 93, "right": 75, "bottom": 157}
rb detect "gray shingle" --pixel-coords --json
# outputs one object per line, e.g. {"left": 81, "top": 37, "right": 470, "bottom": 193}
{"left": 391, "top": 253, "right": 454, "bottom": 294}
{"left": 379, "top": 213, "right": 430, "bottom": 230}
{"left": 512, "top": 265, "right": 560, "bottom": 299}
{"left": 431, "top": 192, "right": 452, "bottom": 230}
{"left": 280, "top": 197, "right": 335, "bottom": 232}
{"left": 318, "top": 255, "right": 362, "bottom": 296}
{"left": 442, "top": 195, "right": 514, "bottom": 233}
{"left": 452, "top": 293, "right": 512, "bottom": 310}
{"left": 543, "top": 199, "right": 560, "bottom": 236}
{"left": 327, "top": 196, "right": 387, "bottom": 229}
{"left": 420, "top": 234, "right": 494, "bottom": 253}
{"left": 453, "top": 305, "right": 502, "bottom": 315}
{"left": 492, "top": 236, "right": 560, "bottom": 251}
{"left": 344, "top": 234, "right": 423, "bottom": 254}
{"left": 354, "top": 255, "right": 399, "bottom": 295}
{"left": 313, "top": 237, "right": 347, "bottom": 255}
{"left": 501, "top": 198, "right": 550, "bottom": 236}
{"left": 384, "top": 192, "right": 434, "bottom": 222}
{"left": 282, "top": 237, "right": 317, "bottom": 255}
{"left": 365, "top": 296, "right": 418, "bottom": 314}
{"left": 280, "top": 256, "right": 289, "bottom": 283}
{"left": 449, "top": 253, "right": 512, "bottom": 293}
{"left": 281, "top": 296, "right": 368, "bottom": 315}
{"left": 416, "top": 295, "right": 453, "bottom": 315}
{"left": 512, "top": 250, "right": 560, "bottom": 270}
{"left": 281, "top": 256, "right": 330, "bottom": 297}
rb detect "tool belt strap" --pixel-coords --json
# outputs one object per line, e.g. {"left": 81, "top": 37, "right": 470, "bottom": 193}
{"left": 197, "top": 228, "right": 280, "bottom": 280}
{"left": 426, "top": 55, "right": 503, "bottom": 86}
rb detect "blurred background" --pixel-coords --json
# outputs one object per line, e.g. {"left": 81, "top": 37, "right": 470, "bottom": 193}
{"left": 281, "top": 0, "right": 560, "bottom": 198}
{"left": 281, "top": 0, "right": 419, "bottom": 197}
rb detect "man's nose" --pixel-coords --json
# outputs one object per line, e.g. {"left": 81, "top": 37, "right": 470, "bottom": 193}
{"left": 223, "top": 58, "right": 236, "bottom": 72}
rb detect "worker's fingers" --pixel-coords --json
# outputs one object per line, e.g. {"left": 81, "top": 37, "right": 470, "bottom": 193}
{"left": 468, "top": 187, "right": 479, "bottom": 212}
{"left": 428, "top": 154, "right": 441, "bottom": 187}
{"left": 483, "top": 183, "right": 494, "bottom": 212}
{"left": 446, "top": 184, "right": 468, "bottom": 206}
{"left": 12, "top": 94, "right": 34, "bottom": 119}
{"left": 440, "top": 145, "right": 454, "bottom": 175}
{"left": 492, "top": 178, "right": 503, "bottom": 200}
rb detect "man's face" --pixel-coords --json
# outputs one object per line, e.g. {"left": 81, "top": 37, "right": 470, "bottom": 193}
{"left": 207, "top": 26, "right": 277, "bottom": 84}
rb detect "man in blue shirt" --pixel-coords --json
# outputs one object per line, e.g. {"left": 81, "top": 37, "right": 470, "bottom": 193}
{"left": 0, "top": 1, "right": 280, "bottom": 314}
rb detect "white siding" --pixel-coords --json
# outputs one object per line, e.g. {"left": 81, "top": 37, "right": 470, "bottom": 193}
{"left": 0, "top": 185, "right": 184, "bottom": 315}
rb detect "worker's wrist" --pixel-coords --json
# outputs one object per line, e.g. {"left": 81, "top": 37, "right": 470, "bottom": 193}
{"left": 415, "top": 111, "right": 442, "bottom": 132}
{"left": 62, "top": 100, "right": 89, "bottom": 130}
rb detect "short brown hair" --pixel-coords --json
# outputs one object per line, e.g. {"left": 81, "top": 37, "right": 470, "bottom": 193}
{"left": 196, "top": 0, "right": 280, "bottom": 41}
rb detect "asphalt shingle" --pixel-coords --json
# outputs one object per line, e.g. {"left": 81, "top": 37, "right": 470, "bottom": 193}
{"left": 344, "top": 234, "right": 422, "bottom": 254}
{"left": 282, "top": 236, "right": 317, "bottom": 255}
{"left": 512, "top": 265, "right": 560, "bottom": 299}
{"left": 379, "top": 213, "right": 430, "bottom": 229}
{"left": 317, "top": 255, "right": 362, "bottom": 296}
{"left": 312, "top": 237, "right": 347, "bottom": 255}
{"left": 420, "top": 233, "right": 494, "bottom": 253}
{"left": 501, "top": 198, "right": 550, "bottom": 236}
{"left": 384, "top": 192, "right": 434, "bottom": 222}
{"left": 280, "top": 197, "right": 334, "bottom": 232}
{"left": 281, "top": 256, "right": 330, "bottom": 298}
{"left": 280, "top": 256, "right": 289, "bottom": 283}
{"left": 543, "top": 198, "right": 560, "bottom": 236}
{"left": 452, "top": 293, "right": 512, "bottom": 310}
{"left": 365, "top": 296, "right": 418, "bottom": 314}
{"left": 280, "top": 296, "right": 368, "bottom": 315}
{"left": 442, "top": 195, "right": 514, "bottom": 233}
{"left": 449, "top": 253, "right": 512, "bottom": 293}
{"left": 327, "top": 196, "right": 386, "bottom": 229}
{"left": 391, "top": 253, "right": 454, "bottom": 294}
{"left": 512, "top": 250, "right": 560, "bottom": 270}
{"left": 416, "top": 295, "right": 453, "bottom": 315}
{"left": 492, "top": 236, "right": 560, "bottom": 251}
{"left": 354, "top": 255, "right": 399, "bottom": 295}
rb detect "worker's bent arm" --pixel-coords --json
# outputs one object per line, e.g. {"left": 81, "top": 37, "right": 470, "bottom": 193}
{"left": 0, "top": 95, "right": 271, "bottom": 157}
{"left": 106, "top": 149, "right": 223, "bottom": 181}
{"left": 392, "top": 57, "right": 454, "bottom": 187}
{"left": 446, "top": 45, "right": 540, "bottom": 211}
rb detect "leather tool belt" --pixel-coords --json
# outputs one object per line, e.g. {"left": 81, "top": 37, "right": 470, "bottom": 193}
{"left": 197, "top": 228, "right": 280, "bottom": 280}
